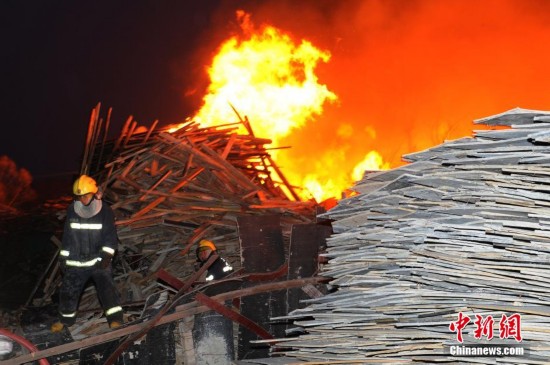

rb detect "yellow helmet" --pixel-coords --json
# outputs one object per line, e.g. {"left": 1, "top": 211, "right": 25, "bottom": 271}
{"left": 73, "top": 175, "right": 98, "bottom": 196}
{"left": 198, "top": 239, "right": 217, "bottom": 252}
{"left": 196, "top": 239, "right": 217, "bottom": 259}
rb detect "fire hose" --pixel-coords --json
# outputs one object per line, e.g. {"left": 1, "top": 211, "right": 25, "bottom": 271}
{"left": 0, "top": 328, "right": 50, "bottom": 365}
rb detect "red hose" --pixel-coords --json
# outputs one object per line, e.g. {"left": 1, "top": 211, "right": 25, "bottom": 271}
{"left": 0, "top": 328, "right": 50, "bottom": 365}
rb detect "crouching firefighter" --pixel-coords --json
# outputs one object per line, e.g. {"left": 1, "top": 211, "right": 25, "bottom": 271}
{"left": 196, "top": 239, "right": 234, "bottom": 281}
{"left": 51, "top": 175, "right": 123, "bottom": 333}
{"left": 193, "top": 240, "right": 236, "bottom": 362}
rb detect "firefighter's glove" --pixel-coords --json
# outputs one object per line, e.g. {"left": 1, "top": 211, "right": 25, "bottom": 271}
{"left": 99, "top": 252, "right": 113, "bottom": 269}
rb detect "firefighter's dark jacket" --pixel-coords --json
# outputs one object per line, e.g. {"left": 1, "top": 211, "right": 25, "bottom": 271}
{"left": 61, "top": 201, "right": 118, "bottom": 262}
{"left": 201, "top": 252, "right": 234, "bottom": 281}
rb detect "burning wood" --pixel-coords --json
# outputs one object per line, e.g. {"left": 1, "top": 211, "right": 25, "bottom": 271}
{"left": 134, "top": 107, "right": 306, "bottom": 267}
{"left": 33, "top": 103, "right": 320, "bottom": 348}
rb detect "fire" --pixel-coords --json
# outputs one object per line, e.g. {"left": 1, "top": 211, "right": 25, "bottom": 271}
{"left": 191, "top": 11, "right": 390, "bottom": 202}
{"left": 352, "top": 151, "right": 391, "bottom": 182}
{"left": 194, "top": 11, "right": 336, "bottom": 143}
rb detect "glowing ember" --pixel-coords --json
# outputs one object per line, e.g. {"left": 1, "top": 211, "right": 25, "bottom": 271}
{"left": 190, "top": 11, "right": 389, "bottom": 202}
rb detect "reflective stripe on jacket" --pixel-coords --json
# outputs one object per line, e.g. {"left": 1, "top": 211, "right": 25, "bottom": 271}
{"left": 61, "top": 202, "right": 118, "bottom": 263}
{"left": 205, "top": 256, "right": 234, "bottom": 281}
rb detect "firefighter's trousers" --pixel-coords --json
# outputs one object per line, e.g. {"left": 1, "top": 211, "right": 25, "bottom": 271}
{"left": 58, "top": 266, "right": 123, "bottom": 326}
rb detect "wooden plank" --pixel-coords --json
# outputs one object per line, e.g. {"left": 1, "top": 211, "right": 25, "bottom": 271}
{"left": 96, "top": 106, "right": 112, "bottom": 172}
{"left": 6, "top": 277, "right": 325, "bottom": 365}
{"left": 196, "top": 292, "right": 274, "bottom": 340}
{"left": 143, "top": 119, "right": 158, "bottom": 143}
{"left": 156, "top": 269, "right": 185, "bottom": 290}
{"left": 131, "top": 167, "right": 205, "bottom": 219}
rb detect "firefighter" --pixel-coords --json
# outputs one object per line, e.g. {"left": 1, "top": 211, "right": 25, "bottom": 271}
{"left": 196, "top": 239, "right": 234, "bottom": 281}
{"left": 193, "top": 239, "right": 236, "bottom": 360}
{"left": 51, "top": 175, "right": 123, "bottom": 333}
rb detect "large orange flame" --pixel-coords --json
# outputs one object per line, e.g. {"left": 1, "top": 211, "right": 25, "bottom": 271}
{"left": 195, "top": 11, "right": 336, "bottom": 144}
{"left": 189, "top": 11, "right": 389, "bottom": 202}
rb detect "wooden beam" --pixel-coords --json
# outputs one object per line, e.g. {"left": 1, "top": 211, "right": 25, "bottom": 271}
{"left": 195, "top": 292, "right": 274, "bottom": 340}
{"left": 3, "top": 277, "right": 325, "bottom": 365}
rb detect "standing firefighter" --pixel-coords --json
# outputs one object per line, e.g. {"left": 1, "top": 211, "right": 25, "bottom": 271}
{"left": 196, "top": 239, "right": 234, "bottom": 281}
{"left": 51, "top": 175, "right": 123, "bottom": 333}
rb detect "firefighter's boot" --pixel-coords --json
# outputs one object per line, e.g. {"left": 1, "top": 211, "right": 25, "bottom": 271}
{"left": 51, "top": 322, "right": 65, "bottom": 333}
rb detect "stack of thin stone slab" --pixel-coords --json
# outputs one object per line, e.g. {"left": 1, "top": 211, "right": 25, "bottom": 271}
{"left": 273, "top": 108, "right": 550, "bottom": 364}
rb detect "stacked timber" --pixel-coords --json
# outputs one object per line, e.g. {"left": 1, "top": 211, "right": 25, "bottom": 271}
{"left": 40, "top": 104, "right": 317, "bottom": 319}
{"left": 272, "top": 108, "right": 550, "bottom": 364}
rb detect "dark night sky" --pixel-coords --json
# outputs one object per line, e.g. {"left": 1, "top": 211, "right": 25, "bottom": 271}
{"left": 1, "top": 0, "right": 252, "bottom": 179}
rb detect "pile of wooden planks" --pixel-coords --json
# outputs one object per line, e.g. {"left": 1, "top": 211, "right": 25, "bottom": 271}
{"left": 39, "top": 104, "right": 317, "bottom": 320}
{"left": 272, "top": 108, "right": 550, "bottom": 364}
